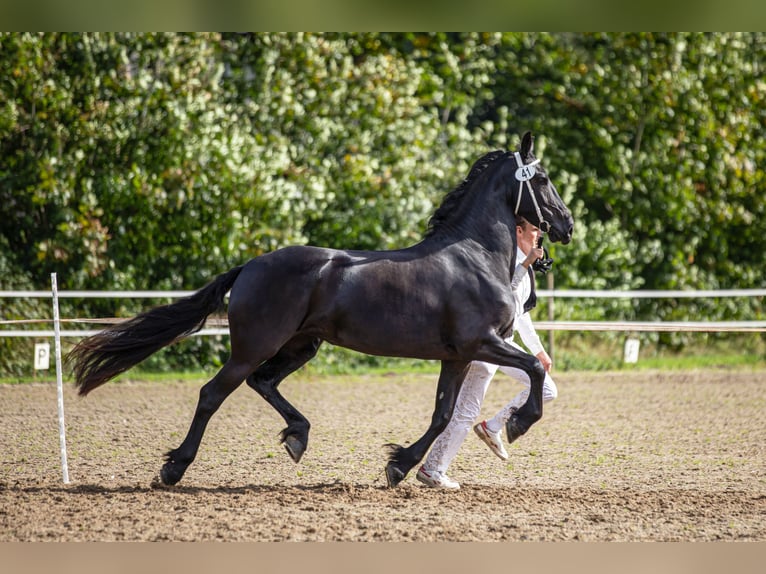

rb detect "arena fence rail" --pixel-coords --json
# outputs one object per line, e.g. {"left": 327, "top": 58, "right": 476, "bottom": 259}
{"left": 2, "top": 287, "right": 766, "bottom": 338}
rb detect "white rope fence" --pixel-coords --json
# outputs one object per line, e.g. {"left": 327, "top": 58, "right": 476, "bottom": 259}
{"left": 0, "top": 290, "right": 194, "bottom": 298}
{"left": 533, "top": 288, "right": 766, "bottom": 332}
{"left": 3, "top": 322, "right": 766, "bottom": 336}
{"left": 5, "top": 288, "right": 766, "bottom": 299}
{"left": 536, "top": 288, "right": 766, "bottom": 299}
{"left": 2, "top": 288, "right": 765, "bottom": 336}
{"left": 534, "top": 320, "right": 766, "bottom": 332}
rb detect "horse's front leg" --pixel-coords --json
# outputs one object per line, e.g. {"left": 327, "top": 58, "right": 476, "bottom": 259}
{"left": 474, "top": 334, "right": 545, "bottom": 443}
{"left": 385, "top": 360, "right": 470, "bottom": 488}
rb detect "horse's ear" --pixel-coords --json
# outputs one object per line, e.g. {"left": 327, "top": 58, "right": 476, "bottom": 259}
{"left": 520, "top": 131, "right": 534, "bottom": 159}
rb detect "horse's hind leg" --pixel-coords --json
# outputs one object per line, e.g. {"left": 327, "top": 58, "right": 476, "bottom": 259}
{"left": 246, "top": 335, "right": 322, "bottom": 464}
{"left": 160, "top": 359, "right": 253, "bottom": 486}
{"left": 385, "top": 360, "right": 470, "bottom": 487}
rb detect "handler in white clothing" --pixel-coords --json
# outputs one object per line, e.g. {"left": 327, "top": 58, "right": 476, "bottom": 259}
{"left": 416, "top": 216, "right": 557, "bottom": 489}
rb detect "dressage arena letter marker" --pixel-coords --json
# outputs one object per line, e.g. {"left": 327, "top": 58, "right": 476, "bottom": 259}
{"left": 34, "top": 342, "right": 50, "bottom": 370}
{"left": 624, "top": 338, "right": 640, "bottom": 364}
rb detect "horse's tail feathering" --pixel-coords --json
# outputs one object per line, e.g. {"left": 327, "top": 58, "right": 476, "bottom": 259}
{"left": 68, "top": 265, "right": 245, "bottom": 396}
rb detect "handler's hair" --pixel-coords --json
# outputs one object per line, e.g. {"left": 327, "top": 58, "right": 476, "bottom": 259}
{"left": 516, "top": 215, "right": 531, "bottom": 229}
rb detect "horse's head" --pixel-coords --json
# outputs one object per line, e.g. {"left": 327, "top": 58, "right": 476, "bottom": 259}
{"left": 426, "top": 137, "right": 573, "bottom": 245}
{"left": 506, "top": 132, "right": 573, "bottom": 244}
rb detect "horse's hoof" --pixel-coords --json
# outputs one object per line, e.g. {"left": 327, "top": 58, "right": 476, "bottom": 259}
{"left": 505, "top": 417, "right": 525, "bottom": 445}
{"left": 385, "top": 463, "right": 405, "bottom": 488}
{"left": 284, "top": 435, "right": 306, "bottom": 463}
{"left": 159, "top": 462, "right": 183, "bottom": 486}
{"left": 151, "top": 474, "right": 171, "bottom": 489}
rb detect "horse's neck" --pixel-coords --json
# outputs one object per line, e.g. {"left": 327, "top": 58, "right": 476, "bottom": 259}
{"left": 423, "top": 166, "right": 517, "bottom": 263}
{"left": 463, "top": 200, "right": 517, "bottom": 254}
{"left": 420, "top": 214, "right": 517, "bottom": 278}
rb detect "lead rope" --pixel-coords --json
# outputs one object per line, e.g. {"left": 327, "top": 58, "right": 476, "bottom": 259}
{"left": 513, "top": 152, "right": 549, "bottom": 232}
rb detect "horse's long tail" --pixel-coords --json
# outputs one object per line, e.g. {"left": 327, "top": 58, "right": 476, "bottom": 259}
{"left": 69, "top": 265, "right": 245, "bottom": 396}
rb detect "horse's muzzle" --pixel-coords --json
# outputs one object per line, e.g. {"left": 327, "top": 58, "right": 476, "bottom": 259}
{"left": 549, "top": 221, "right": 574, "bottom": 244}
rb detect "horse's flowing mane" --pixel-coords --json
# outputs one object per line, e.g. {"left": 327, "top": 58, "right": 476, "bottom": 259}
{"left": 425, "top": 150, "right": 507, "bottom": 237}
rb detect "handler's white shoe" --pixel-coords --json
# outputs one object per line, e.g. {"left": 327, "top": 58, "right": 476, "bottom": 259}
{"left": 473, "top": 420, "right": 509, "bottom": 461}
{"left": 416, "top": 466, "right": 460, "bottom": 489}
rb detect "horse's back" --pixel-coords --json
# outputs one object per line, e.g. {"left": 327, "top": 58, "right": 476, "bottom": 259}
{"left": 229, "top": 245, "right": 335, "bottom": 304}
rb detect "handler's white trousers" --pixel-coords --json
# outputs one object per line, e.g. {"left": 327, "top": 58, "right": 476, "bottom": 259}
{"left": 422, "top": 340, "right": 557, "bottom": 474}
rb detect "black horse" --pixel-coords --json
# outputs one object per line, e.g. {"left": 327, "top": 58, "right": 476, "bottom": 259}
{"left": 69, "top": 132, "right": 573, "bottom": 487}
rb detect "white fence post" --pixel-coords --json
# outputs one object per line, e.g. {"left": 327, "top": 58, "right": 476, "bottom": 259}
{"left": 51, "top": 273, "right": 70, "bottom": 484}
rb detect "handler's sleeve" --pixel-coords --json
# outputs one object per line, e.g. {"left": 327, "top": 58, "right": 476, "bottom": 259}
{"left": 515, "top": 311, "right": 545, "bottom": 357}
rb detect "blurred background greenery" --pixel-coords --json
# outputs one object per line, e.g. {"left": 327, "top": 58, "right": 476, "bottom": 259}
{"left": 2, "top": 1, "right": 765, "bottom": 31}
{"left": 1, "top": 33, "right": 764, "bottom": 378}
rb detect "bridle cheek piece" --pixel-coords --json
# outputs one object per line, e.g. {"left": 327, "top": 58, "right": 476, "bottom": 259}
{"left": 512, "top": 151, "right": 549, "bottom": 233}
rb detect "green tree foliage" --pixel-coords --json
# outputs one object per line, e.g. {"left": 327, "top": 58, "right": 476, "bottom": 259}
{"left": 483, "top": 33, "right": 766, "bottom": 346}
{"left": 217, "top": 33, "right": 479, "bottom": 251}
{"left": 1, "top": 32, "right": 764, "bottom": 375}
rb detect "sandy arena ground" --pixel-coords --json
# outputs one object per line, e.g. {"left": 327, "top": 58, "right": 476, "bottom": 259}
{"left": 1, "top": 369, "right": 764, "bottom": 541}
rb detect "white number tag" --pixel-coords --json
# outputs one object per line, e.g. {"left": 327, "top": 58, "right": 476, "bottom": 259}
{"left": 515, "top": 164, "right": 536, "bottom": 181}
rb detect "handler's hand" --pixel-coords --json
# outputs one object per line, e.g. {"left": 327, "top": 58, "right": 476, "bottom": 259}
{"left": 524, "top": 247, "right": 544, "bottom": 267}
{"left": 536, "top": 350, "right": 552, "bottom": 373}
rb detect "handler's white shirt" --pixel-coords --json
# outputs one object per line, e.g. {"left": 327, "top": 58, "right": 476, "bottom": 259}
{"left": 509, "top": 247, "right": 544, "bottom": 356}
